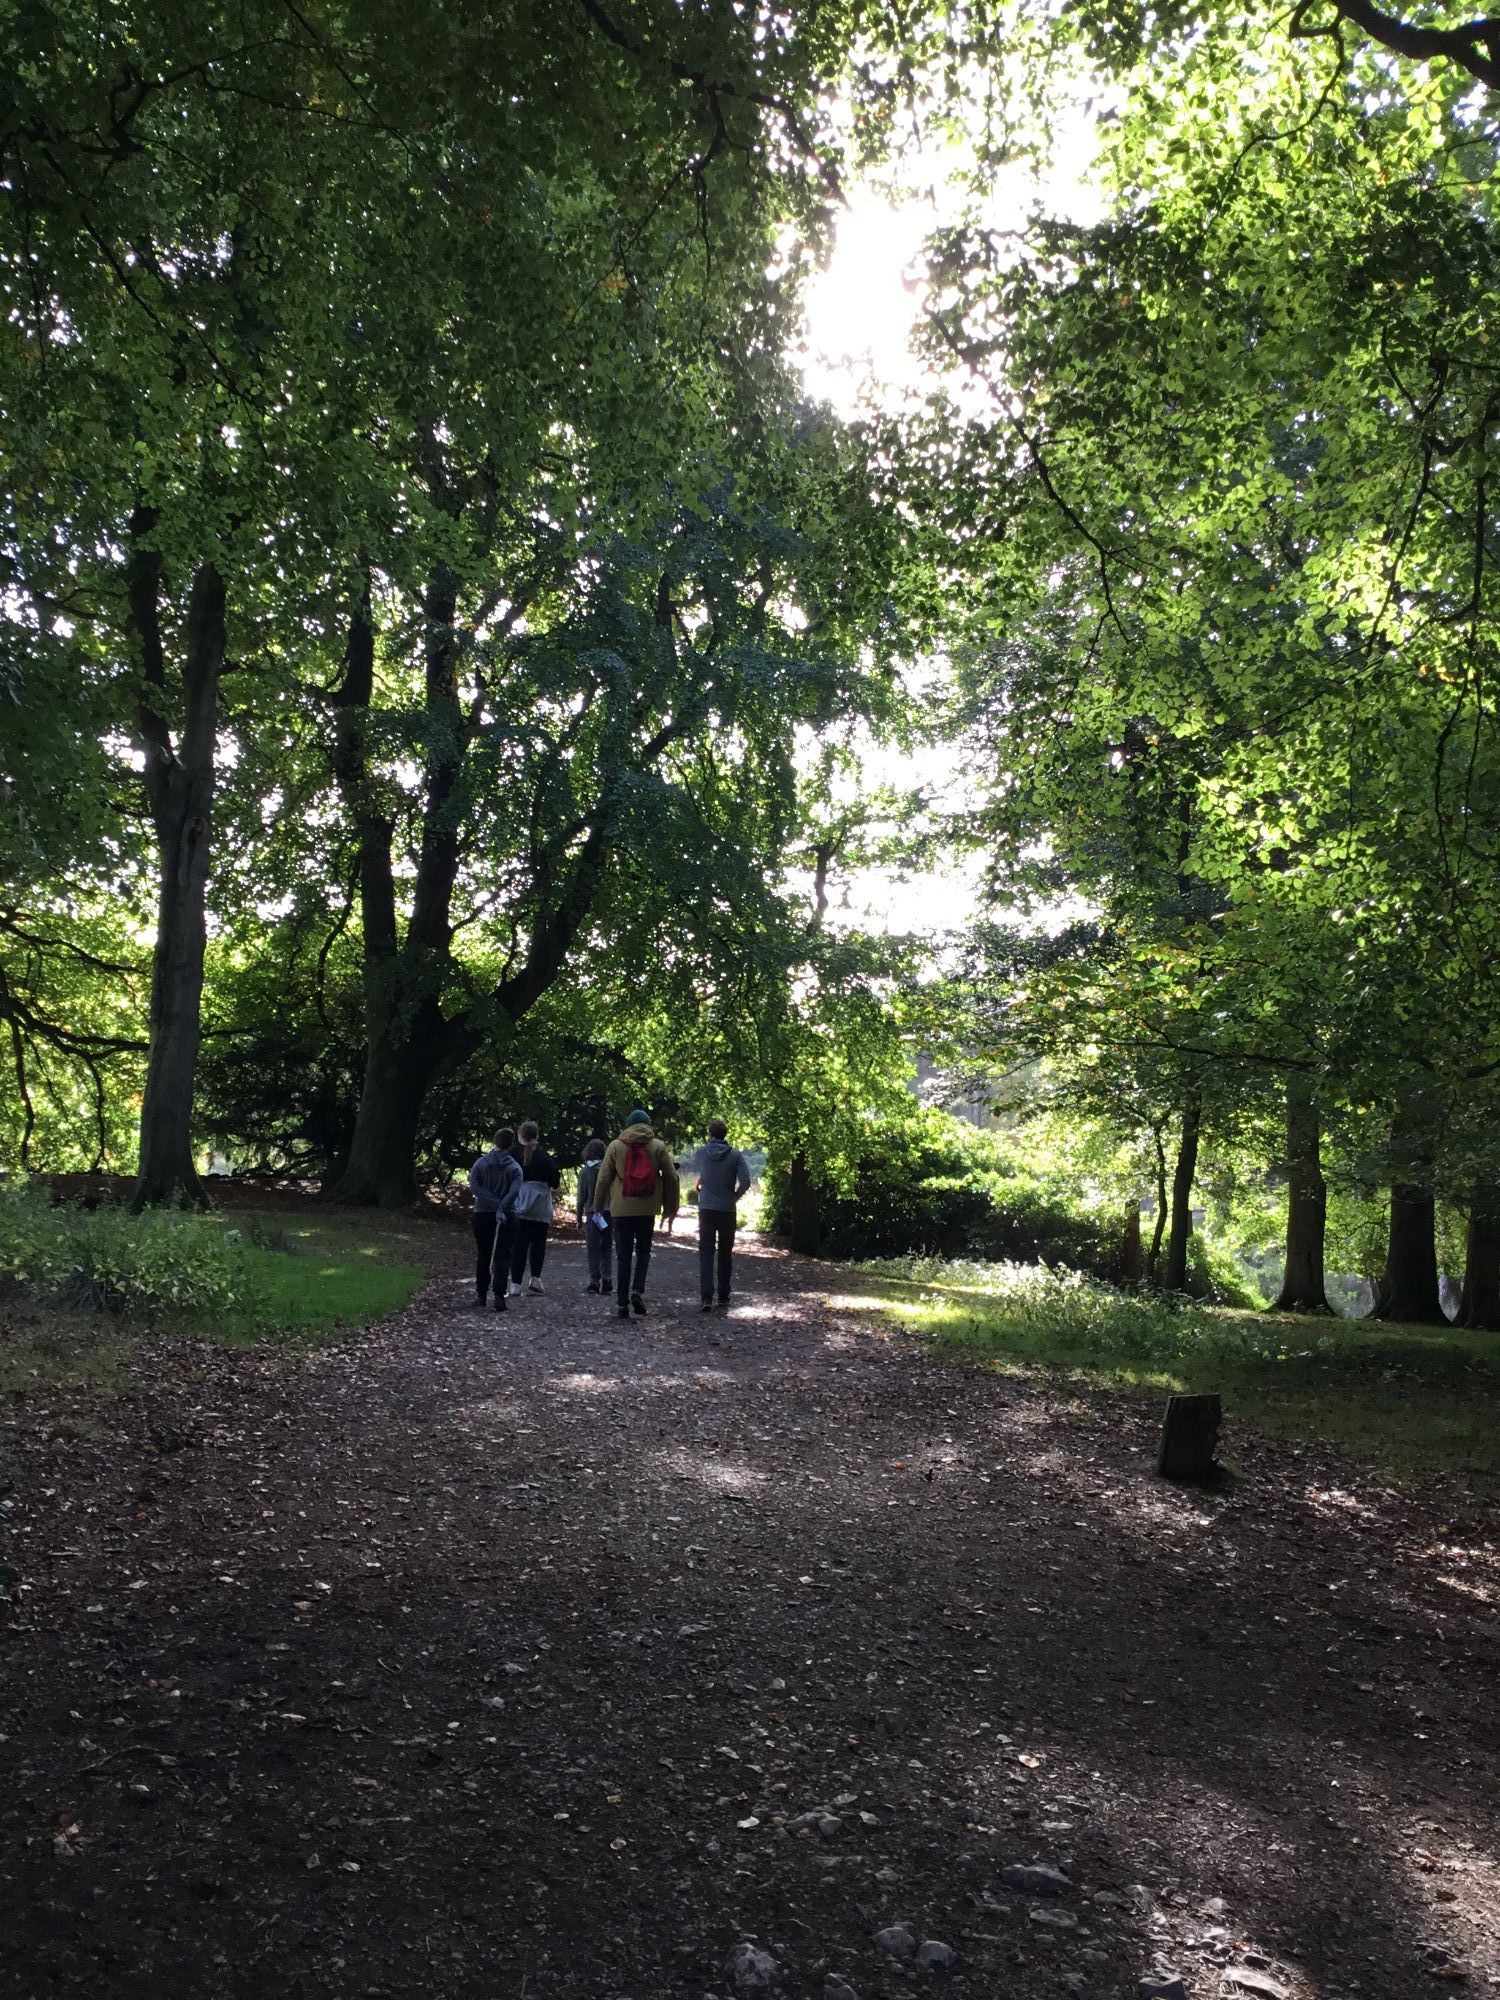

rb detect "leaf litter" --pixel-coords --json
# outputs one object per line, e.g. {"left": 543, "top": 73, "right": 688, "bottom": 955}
{"left": 0, "top": 1214, "right": 1497, "bottom": 1998}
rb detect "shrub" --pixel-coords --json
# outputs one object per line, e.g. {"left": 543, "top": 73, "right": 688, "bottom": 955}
{"left": 764, "top": 1110, "right": 1119, "bottom": 1272}
{"left": 0, "top": 1186, "right": 250, "bottom": 1318}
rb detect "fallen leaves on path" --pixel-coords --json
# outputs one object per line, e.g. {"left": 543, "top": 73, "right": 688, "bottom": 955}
{"left": 2, "top": 1225, "right": 1497, "bottom": 2000}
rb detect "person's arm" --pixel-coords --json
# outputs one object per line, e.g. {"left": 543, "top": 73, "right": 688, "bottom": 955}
{"left": 734, "top": 1150, "right": 752, "bottom": 1200}
{"left": 545, "top": 1149, "right": 561, "bottom": 1190}
{"left": 595, "top": 1145, "right": 617, "bottom": 1213}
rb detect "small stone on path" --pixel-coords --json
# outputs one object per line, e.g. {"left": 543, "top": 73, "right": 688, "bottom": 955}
{"left": 873, "top": 1927, "right": 917, "bottom": 1961}
{"left": 916, "top": 1940, "right": 955, "bottom": 1970}
{"left": 1224, "top": 1973, "right": 1288, "bottom": 2000}
{"left": 1003, "top": 1862, "right": 1073, "bottom": 1896}
{"left": 729, "top": 1943, "right": 779, "bottom": 1990}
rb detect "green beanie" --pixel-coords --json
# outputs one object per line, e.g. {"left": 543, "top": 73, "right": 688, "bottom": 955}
{"left": 625, "top": 1109, "right": 650, "bottom": 1126}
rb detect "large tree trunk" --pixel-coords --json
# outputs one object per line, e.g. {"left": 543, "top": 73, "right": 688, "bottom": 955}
{"left": 1370, "top": 1095, "right": 1447, "bottom": 1324}
{"left": 333, "top": 1026, "right": 466, "bottom": 1208}
{"left": 1272, "top": 1071, "right": 1331, "bottom": 1313}
{"left": 328, "top": 566, "right": 605, "bottom": 1205}
{"left": 787, "top": 1150, "right": 822, "bottom": 1257}
{"left": 127, "top": 519, "right": 226, "bottom": 1211}
{"left": 1455, "top": 1185, "right": 1500, "bottom": 1330}
{"left": 1163, "top": 1090, "right": 1202, "bottom": 1292}
{"left": 328, "top": 572, "right": 471, "bottom": 1207}
{"left": 1372, "top": 1183, "right": 1447, "bottom": 1323}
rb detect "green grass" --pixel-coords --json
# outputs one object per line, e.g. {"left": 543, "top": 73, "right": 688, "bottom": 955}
{"left": 215, "top": 1212, "right": 426, "bottom": 1346}
{"left": 858, "top": 1257, "right": 1500, "bottom": 1481}
{"left": 0, "top": 1202, "right": 429, "bottom": 1396}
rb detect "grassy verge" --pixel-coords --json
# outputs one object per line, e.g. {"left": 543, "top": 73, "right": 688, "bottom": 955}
{"left": 859, "top": 1257, "right": 1500, "bottom": 1480}
{"left": 216, "top": 1211, "right": 428, "bottom": 1347}
{"left": 0, "top": 1199, "right": 429, "bottom": 1397}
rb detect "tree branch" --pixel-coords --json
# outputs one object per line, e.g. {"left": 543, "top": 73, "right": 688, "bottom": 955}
{"left": 1293, "top": 0, "right": 1500, "bottom": 89}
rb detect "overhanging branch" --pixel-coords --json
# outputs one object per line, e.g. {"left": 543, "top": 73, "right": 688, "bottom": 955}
{"left": 1293, "top": 0, "right": 1500, "bottom": 90}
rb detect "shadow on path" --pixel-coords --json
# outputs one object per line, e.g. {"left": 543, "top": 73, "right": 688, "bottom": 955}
{"left": 2, "top": 1231, "right": 1496, "bottom": 1999}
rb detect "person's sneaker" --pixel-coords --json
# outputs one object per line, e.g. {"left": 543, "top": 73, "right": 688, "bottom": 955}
{"left": 717, "top": 1297, "right": 731, "bottom": 1310}
{"left": 616, "top": 1306, "right": 631, "bottom": 1321}
{"left": 528, "top": 1280, "right": 544, "bottom": 1294}
{"left": 474, "top": 1294, "right": 488, "bottom": 1309}
{"left": 584, "top": 1281, "right": 600, "bottom": 1295}
{"left": 493, "top": 1296, "right": 507, "bottom": 1312}
{"left": 700, "top": 1300, "right": 714, "bottom": 1313}
{"left": 508, "top": 1280, "right": 521, "bottom": 1297}
{"left": 631, "top": 1294, "right": 647, "bottom": 1316}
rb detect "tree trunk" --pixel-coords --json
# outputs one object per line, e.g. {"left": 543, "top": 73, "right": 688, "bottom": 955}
{"left": 128, "top": 525, "right": 226, "bottom": 1211}
{"left": 1271, "top": 1071, "right": 1331, "bottom": 1313}
{"left": 1372, "top": 1183, "right": 1447, "bottom": 1323}
{"left": 1145, "top": 1128, "right": 1168, "bottom": 1278}
{"left": 1370, "top": 1094, "right": 1447, "bottom": 1325}
{"left": 1163, "top": 1090, "right": 1202, "bottom": 1292}
{"left": 1121, "top": 1203, "right": 1144, "bottom": 1287}
{"left": 329, "top": 571, "right": 472, "bottom": 1207}
{"left": 333, "top": 1028, "right": 464, "bottom": 1208}
{"left": 787, "top": 1150, "right": 822, "bottom": 1257}
{"left": 1455, "top": 1186, "right": 1500, "bottom": 1330}
{"left": 328, "top": 542, "right": 624, "bottom": 1206}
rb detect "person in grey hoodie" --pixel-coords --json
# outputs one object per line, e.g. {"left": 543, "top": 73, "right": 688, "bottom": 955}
{"left": 694, "top": 1119, "right": 753, "bottom": 1311}
{"left": 468, "top": 1127, "right": 522, "bottom": 1310}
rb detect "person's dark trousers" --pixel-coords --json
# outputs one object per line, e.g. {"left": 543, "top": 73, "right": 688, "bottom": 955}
{"left": 510, "top": 1220, "right": 548, "bottom": 1284}
{"left": 472, "top": 1213, "right": 499, "bottom": 1301}
{"left": 614, "top": 1215, "right": 654, "bottom": 1307}
{"left": 586, "top": 1216, "right": 613, "bottom": 1289}
{"left": 699, "top": 1210, "right": 736, "bottom": 1303}
{"left": 487, "top": 1216, "right": 514, "bottom": 1304}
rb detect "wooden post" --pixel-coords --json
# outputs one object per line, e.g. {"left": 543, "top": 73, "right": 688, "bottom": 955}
{"left": 1157, "top": 1393, "right": 1221, "bottom": 1480}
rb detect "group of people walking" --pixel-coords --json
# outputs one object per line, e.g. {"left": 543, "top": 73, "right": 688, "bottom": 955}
{"left": 468, "top": 1112, "right": 753, "bottom": 1320}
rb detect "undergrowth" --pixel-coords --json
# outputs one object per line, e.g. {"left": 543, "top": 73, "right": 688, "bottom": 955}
{"left": 0, "top": 1190, "right": 427, "bottom": 1393}
{"left": 861, "top": 1256, "right": 1500, "bottom": 1479}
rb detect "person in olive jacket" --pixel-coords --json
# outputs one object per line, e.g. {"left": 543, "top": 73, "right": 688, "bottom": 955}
{"left": 593, "top": 1111, "right": 680, "bottom": 1319}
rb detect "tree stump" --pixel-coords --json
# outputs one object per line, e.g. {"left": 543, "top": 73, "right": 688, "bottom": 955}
{"left": 1157, "top": 1393, "right": 1221, "bottom": 1480}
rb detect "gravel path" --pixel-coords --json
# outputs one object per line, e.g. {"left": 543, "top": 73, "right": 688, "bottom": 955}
{"left": 3, "top": 1227, "right": 1498, "bottom": 2000}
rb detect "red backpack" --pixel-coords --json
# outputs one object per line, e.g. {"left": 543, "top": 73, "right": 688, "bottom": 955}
{"left": 620, "top": 1140, "right": 658, "bottom": 1200}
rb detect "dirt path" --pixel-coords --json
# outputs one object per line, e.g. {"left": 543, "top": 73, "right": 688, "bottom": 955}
{"left": 3, "top": 1230, "right": 1498, "bottom": 2000}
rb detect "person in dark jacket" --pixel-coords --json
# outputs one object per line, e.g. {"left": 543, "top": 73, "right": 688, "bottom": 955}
{"left": 507, "top": 1120, "right": 561, "bottom": 1295}
{"left": 694, "top": 1119, "right": 753, "bottom": 1311}
{"left": 575, "top": 1137, "right": 611, "bottom": 1294}
{"left": 468, "top": 1128, "right": 522, "bottom": 1309}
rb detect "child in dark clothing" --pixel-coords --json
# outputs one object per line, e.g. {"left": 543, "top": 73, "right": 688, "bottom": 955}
{"left": 576, "top": 1137, "right": 611, "bottom": 1293}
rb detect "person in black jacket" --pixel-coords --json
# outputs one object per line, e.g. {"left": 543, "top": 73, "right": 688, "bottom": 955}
{"left": 507, "top": 1120, "right": 561, "bottom": 1295}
